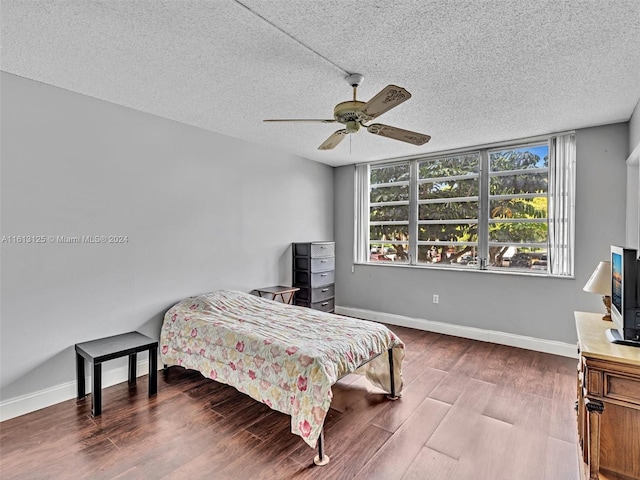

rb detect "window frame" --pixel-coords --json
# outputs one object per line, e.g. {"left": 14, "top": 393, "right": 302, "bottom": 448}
{"left": 356, "top": 133, "right": 575, "bottom": 277}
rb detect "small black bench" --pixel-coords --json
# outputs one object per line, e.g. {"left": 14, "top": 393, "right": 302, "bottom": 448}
{"left": 75, "top": 331, "right": 158, "bottom": 416}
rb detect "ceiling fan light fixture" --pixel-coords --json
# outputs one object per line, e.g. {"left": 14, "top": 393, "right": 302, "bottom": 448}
{"left": 345, "top": 121, "right": 360, "bottom": 134}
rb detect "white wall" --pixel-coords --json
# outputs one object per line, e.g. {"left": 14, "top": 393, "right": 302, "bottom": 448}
{"left": 0, "top": 73, "right": 334, "bottom": 402}
{"left": 334, "top": 123, "right": 629, "bottom": 345}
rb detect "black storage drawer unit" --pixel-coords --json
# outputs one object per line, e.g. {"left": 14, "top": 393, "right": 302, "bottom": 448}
{"left": 292, "top": 241, "right": 335, "bottom": 313}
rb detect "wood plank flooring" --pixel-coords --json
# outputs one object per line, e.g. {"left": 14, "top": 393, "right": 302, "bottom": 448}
{"left": 0, "top": 325, "right": 580, "bottom": 480}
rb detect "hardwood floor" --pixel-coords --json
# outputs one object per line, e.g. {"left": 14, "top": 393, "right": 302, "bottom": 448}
{"left": 0, "top": 326, "right": 580, "bottom": 480}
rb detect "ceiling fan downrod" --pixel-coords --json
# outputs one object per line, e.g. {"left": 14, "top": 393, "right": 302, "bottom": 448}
{"left": 345, "top": 73, "right": 364, "bottom": 101}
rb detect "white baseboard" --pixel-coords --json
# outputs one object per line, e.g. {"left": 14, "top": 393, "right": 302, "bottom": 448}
{"left": 0, "top": 358, "right": 158, "bottom": 422}
{"left": 335, "top": 305, "right": 577, "bottom": 359}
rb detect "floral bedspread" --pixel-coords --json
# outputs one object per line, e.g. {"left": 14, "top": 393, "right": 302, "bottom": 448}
{"left": 159, "top": 290, "right": 404, "bottom": 447}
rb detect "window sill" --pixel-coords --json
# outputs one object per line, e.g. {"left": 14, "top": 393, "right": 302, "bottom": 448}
{"left": 353, "top": 261, "right": 574, "bottom": 279}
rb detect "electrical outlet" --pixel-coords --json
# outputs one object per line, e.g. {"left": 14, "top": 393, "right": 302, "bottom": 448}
{"left": 433, "top": 294, "right": 439, "bottom": 304}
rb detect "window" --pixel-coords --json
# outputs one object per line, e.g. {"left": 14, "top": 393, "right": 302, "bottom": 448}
{"left": 356, "top": 133, "right": 575, "bottom": 276}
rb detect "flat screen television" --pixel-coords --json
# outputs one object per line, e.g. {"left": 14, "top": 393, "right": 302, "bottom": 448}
{"left": 607, "top": 245, "right": 640, "bottom": 345}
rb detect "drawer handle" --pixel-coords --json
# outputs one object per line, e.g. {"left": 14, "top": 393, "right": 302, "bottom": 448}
{"left": 321, "top": 302, "right": 329, "bottom": 306}
{"left": 321, "top": 288, "right": 329, "bottom": 292}
{"left": 320, "top": 260, "right": 328, "bottom": 263}
{"left": 320, "top": 273, "right": 328, "bottom": 277}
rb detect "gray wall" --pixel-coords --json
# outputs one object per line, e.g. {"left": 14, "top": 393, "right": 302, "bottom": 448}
{"left": 0, "top": 73, "right": 334, "bottom": 400}
{"left": 334, "top": 123, "right": 629, "bottom": 344}
{"left": 630, "top": 98, "right": 640, "bottom": 151}
{"left": 626, "top": 100, "right": 639, "bottom": 249}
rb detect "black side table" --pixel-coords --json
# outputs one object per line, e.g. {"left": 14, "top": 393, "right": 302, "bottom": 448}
{"left": 75, "top": 331, "right": 158, "bottom": 416}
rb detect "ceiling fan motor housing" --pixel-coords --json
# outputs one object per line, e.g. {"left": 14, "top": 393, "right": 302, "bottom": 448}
{"left": 333, "top": 101, "right": 370, "bottom": 124}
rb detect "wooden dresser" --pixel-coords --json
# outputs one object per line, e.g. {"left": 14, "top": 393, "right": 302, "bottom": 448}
{"left": 292, "top": 242, "right": 335, "bottom": 313}
{"left": 575, "top": 311, "right": 640, "bottom": 480}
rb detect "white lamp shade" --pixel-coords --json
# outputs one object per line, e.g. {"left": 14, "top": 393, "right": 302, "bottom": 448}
{"left": 583, "top": 261, "right": 611, "bottom": 295}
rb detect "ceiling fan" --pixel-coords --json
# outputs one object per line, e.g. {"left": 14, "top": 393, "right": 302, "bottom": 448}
{"left": 264, "top": 73, "right": 431, "bottom": 150}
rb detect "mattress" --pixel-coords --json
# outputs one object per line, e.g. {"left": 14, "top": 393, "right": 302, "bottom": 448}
{"left": 159, "top": 290, "right": 404, "bottom": 447}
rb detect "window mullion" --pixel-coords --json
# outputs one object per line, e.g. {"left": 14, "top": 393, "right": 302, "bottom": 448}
{"left": 409, "top": 160, "right": 418, "bottom": 265}
{"left": 478, "top": 150, "right": 489, "bottom": 270}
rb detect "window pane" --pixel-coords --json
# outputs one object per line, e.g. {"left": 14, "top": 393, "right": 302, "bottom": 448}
{"left": 414, "top": 155, "right": 480, "bottom": 264}
{"left": 371, "top": 205, "right": 409, "bottom": 222}
{"left": 489, "top": 222, "right": 548, "bottom": 243}
{"left": 370, "top": 243, "right": 410, "bottom": 263}
{"left": 419, "top": 177, "right": 479, "bottom": 200}
{"left": 490, "top": 172, "right": 548, "bottom": 195}
{"left": 419, "top": 202, "right": 479, "bottom": 221}
{"left": 370, "top": 224, "right": 409, "bottom": 241}
{"left": 370, "top": 184, "right": 410, "bottom": 203}
{"left": 488, "top": 246, "right": 548, "bottom": 272}
{"left": 489, "top": 197, "right": 547, "bottom": 220}
{"left": 371, "top": 164, "right": 410, "bottom": 184}
{"left": 418, "top": 223, "right": 478, "bottom": 242}
{"left": 417, "top": 245, "right": 478, "bottom": 265}
{"left": 369, "top": 164, "right": 411, "bottom": 251}
{"left": 419, "top": 154, "right": 479, "bottom": 179}
{"left": 489, "top": 146, "right": 548, "bottom": 172}
{"left": 489, "top": 145, "right": 549, "bottom": 252}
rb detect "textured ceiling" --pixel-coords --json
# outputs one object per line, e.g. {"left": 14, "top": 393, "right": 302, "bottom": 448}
{"left": 1, "top": 0, "right": 639, "bottom": 167}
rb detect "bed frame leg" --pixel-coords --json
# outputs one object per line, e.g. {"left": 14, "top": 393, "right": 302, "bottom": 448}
{"left": 386, "top": 348, "right": 400, "bottom": 401}
{"left": 313, "top": 428, "right": 330, "bottom": 466}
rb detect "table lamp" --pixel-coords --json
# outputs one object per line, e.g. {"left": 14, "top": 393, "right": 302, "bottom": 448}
{"left": 583, "top": 261, "right": 612, "bottom": 321}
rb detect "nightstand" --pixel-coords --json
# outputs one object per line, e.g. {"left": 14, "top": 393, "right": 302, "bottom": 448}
{"left": 255, "top": 285, "right": 300, "bottom": 304}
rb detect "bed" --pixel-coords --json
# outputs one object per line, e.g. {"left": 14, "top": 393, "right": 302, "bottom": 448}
{"left": 159, "top": 289, "right": 405, "bottom": 465}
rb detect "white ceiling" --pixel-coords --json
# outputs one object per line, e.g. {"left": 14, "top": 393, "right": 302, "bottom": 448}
{"left": 1, "top": 1, "right": 639, "bottom": 167}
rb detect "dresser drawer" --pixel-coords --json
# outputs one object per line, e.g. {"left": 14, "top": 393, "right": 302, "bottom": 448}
{"left": 310, "top": 298, "right": 334, "bottom": 312}
{"left": 296, "top": 285, "right": 335, "bottom": 303}
{"left": 311, "top": 257, "right": 334, "bottom": 272}
{"left": 583, "top": 358, "right": 640, "bottom": 408}
{"left": 604, "top": 372, "right": 640, "bottom": 407}
{"left": 293, "top": 242, "right": 334, "bottom": 258}
{"left": 294, "top": 270, "right": 334, "bottom": 287}
{"left": 294, "top": 256, "right": 335, "bottom": 272}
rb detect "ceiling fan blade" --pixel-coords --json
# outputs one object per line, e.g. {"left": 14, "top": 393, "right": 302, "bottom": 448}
{"left": 367, "top": 124, "right": 431, "bottom": 146}
{"left": 318, "top": 129, "right": 348, "bottom": 150}
{"left": 263, "top": 119, "right": 336, "bottom": 123}
{"left": 360, "top": 85, "right": 411, "bottom": 121}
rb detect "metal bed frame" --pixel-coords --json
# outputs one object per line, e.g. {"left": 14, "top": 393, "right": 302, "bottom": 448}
{"left": 164, "top": 346, "right": 400, "bottom": 467}
{"left": 313, "top": 347, "right": 400, "bottom": 466}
